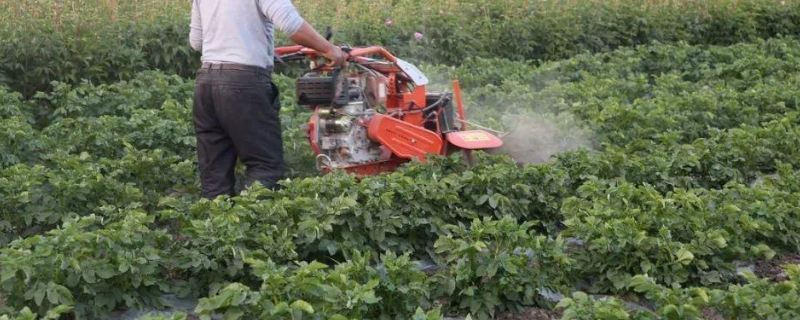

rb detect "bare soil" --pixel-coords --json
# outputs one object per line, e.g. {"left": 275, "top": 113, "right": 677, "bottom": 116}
{"left": 754, "top": 253, "right": 800, "bottom": 282}
{"left": 701, "top": 307, "right": 726, "bottom": 320}
{"left": 498, "top": 307, "right": 563, "bottom": 320}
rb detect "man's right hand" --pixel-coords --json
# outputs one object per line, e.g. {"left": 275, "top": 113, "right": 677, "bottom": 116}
{"left": 323, "top": 46, "right": 347, "bottom": 67}
{"left": 288, "top": 22, "right": 348, "bottom": 67}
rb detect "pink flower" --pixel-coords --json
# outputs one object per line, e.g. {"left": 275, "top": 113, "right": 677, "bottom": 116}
{"left": 385, "top": 18, "right": 393, "bottom": 26}
{"left": 414, "top": 32, "right": 423, "bottom": 40}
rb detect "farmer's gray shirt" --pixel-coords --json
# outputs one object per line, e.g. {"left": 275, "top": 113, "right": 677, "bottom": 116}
{"left": 189, "top": 0, "right": 305, "bottom": 69}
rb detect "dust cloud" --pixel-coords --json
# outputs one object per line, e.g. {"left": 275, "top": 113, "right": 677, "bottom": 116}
{"left": 417, "top": 62, "right": 596, "bottom": 165}
{"left": 488, "top": 112, "right": 595, "bottom": 165}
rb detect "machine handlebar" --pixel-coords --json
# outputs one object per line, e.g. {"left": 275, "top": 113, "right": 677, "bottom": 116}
{"left": 274, "top": 27, "right": 397, "bottom": 68}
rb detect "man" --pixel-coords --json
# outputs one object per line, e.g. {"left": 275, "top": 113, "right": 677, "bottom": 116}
{"left": 189, "top": 0, "right": 346, "bottom": 199}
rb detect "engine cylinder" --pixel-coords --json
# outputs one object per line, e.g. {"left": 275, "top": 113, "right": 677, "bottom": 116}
{"left": 322, "top": 116, "right": 353, "bottom": 133}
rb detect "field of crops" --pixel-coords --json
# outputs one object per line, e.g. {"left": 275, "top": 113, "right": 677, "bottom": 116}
{"left": 3, "top": 0, "right": 800, "bottom": 319}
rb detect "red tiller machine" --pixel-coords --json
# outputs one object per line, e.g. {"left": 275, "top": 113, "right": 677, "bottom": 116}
{"left": 275, "top": 37, "right": 503, "bottom": 175}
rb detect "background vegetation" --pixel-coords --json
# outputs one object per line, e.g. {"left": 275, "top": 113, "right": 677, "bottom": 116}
{"left": 2, "top": 0, "right": 799, "bottom": 96}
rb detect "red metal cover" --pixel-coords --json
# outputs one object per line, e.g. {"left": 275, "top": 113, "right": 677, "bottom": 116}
{"left": 445, "top": 130, "right": 503, "bottom": 150}
{"left": 367, "top": 114, "right": 443, "bottom": 161}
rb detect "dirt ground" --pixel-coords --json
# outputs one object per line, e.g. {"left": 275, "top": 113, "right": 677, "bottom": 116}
{"left": 697, "top": 253, "right": 800, "bottom": 320}
{"left": 701, "top": 307, "right": 726, "bottom": 320}
{"left": 754, "top": 253, "right": 800, "bottom": 282}
{"left": 491, "top": 252, "right": 800, "bottom": 320}
{"left": 498, "top": 307, "right": 564, "bottom": 320}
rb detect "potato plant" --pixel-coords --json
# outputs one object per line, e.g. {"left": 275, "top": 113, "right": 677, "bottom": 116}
{"left": 3, "top": 8, "right": 800, "bottom": 319}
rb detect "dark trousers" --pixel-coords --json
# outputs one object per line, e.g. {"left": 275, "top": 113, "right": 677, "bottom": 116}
{"left": 192, "top": 63, "right": 284, "bottom": 199}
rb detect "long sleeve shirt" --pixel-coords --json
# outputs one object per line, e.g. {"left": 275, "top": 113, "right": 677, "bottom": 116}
{"left": 189, "top": 0, "right": 305, "bottom": 69}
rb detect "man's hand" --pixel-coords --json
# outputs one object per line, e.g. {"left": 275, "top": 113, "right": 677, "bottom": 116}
{"left": 323, "top": 46, "right": 347, "bottom": 67}
{"left": 288, "top": 22, "right": 348, "bottom": 67}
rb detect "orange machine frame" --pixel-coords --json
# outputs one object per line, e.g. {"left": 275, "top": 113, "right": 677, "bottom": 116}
{"left": 275, "top": 45, "right": 501, "bottom": 175}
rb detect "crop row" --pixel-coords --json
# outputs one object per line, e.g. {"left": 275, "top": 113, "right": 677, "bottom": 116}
{"left": 3, "top": 151, "right": 800, "bottom": 319}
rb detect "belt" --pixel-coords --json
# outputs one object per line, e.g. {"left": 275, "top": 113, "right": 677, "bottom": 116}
{"left": 201, "top": 62, "right": 271, "bottom": 74}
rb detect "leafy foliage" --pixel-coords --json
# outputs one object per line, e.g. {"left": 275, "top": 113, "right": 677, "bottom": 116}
{"left": 192, "top": 251, "right": 433, "bottom": 320}
{"left": 431, "top": 217, "right": 572, "bottom": 318}
{"left": 4, "top": 18, "right": 800, "bottom": 320}
{"left": 0, "top": 212, "right": 172, "bottom": 319}
{"left": 557, "top": 264, "right": 800, "bottom": 319}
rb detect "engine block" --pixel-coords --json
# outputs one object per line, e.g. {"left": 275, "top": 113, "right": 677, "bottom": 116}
{"left": 305, "top": 71, "right": 390, "bottom": 170}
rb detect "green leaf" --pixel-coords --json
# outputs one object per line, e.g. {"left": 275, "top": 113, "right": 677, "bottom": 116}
{"left": 462, "top": 286, "right": 475, "bottom": 297}
{"left": 223, "top": 308, "right": 244, "bottom": 320}
{"left": 676, "top": 248, "right": 694, "bottom": 265}
{"left": 360, "top": 291, "right": 381, "bottom": 304}
{"left": 503, "top": 260, "right": 518, "bottom": 275}
{"left": 488, "top": 195, "right": 498, "bottom": 209}
{"left": 476, "top": 195, "right": 489, "bottom": 205}
{"left": 694, "top": 288, "right": 709, "bottom": 304}
{"left": 33, "top": 283, "right": 46, "bottom": 306}
{"left": 1, "top": 268, "right": 15, "bottom": 283}
{"left": 82, "top": 269, "right": 96, "bottom": 284}
{"left": 472, "top": 241, "right": 487, "bottom": 252}
{"left": 711, "top": 235, "right": 727, "bottom": 248}
{"left": 46, "top": 282, "right": 60, "bottom": 305}
{"left": 443, "top": 277, "right": 456, "bottom": 295}
{"left": 271, "top": 302, "right": 291, "bottom": 314}
{"left": 54, "top": 284, "right": 74, "bottom": 305}
{"left": 96, "top": 264, "right": 116, "bottom": 279}
{"left": 628, "top": 275, "right": 651, "bottom": 293}
{"left": 291, "top": 300, "right": 314, "bottom": 314}
{"left": 43, "top": 304, "right": 73, "bottom": 319}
